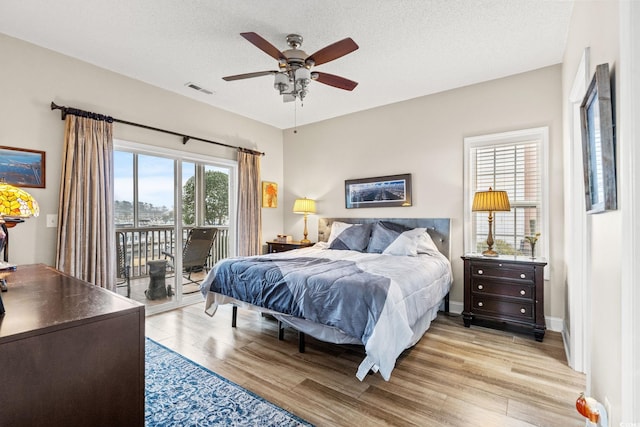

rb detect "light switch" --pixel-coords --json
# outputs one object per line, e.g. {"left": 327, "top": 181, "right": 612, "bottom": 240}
{"left": 46, "top": 214, "right": 58, "bottom": 228}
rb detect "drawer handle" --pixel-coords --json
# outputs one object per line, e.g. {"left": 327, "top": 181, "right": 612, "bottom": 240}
{"left": 478, "top": 302, "right": 484, "bottom": 307}
{"left": 478, "top": 269, "right": 483, "bottom": 275}
{"left": 520, "top": 289, "right": 526, "bottom": 296}
{"left": 477, "top": 284, "right": 484, "bottom": 290}
{"left": 520, "top": 273, "right": 526, "bottom": 279}
{"left": 520, "top": 308, "right": 526, "bottom": 314}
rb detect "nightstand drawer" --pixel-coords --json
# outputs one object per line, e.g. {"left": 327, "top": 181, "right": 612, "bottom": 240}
{"left": 470, "top": 262, "right": 535, "bottom": 282}
{"left": 266, "top": 241, "right": 313, "bottom": 253}
{"left": 471, "top": 279, "right": 533, "bottom": 300}
{"left": 471, "top": 296, "right": 534, "bottom": 321}
{"left": 268, "top": 243, "right": 293, "bottom": 253}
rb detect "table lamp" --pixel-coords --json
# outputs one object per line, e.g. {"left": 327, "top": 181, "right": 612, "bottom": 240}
{"left": 472, "top": 187, "right": 510, "bottom": 257}
{"left": 292, "top": 197, "right": 316, "bottom": 244}
{"left": 0, "top": 179, "right": 40, "bottom": 301}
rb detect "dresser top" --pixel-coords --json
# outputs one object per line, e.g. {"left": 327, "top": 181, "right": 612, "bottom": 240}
{"left": 462, "top": 253, "right": 547, "bottom": 265}
{"left": 0, "top": 264, "right": 143, "bottom": 343}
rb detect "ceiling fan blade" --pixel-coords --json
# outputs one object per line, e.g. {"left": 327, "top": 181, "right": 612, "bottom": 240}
{"left": 222, "top": 70, "right": 277, "bottom": 81}
{"left": 306, "top": 38, "right": 359, "bottom": 66}
{"left": 313, "top": 72, "right": 358, "bottom": 91}
{"left": 240, "top": 32, "right": 286, "bottom": 61}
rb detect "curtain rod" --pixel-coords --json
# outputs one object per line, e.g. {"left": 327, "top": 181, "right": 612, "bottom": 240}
{"left": 50, "top": 102, "right": 264, "bottom": 156}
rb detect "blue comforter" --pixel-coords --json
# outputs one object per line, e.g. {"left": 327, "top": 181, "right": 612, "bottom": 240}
{"left": 206, "top": 256, "right": 390, "bottom": 343}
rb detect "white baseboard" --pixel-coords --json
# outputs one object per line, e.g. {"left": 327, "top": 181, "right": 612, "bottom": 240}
{"left": 448, "top": 300, "right": 463, "bottom": 314}
{"left": 546, "top": 316, "right": 563, "bottom": 333}
{"left": 446, "top": 300, "right": 564, "bottom": 333}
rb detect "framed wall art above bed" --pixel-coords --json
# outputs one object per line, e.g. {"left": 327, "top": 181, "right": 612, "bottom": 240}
{"left": 345, "top": 173, "right": 412, "bottom": 209}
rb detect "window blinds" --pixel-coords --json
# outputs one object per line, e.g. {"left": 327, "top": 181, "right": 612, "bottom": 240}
{"left": 471, "top": 140, "right": 542, "bottom": 256}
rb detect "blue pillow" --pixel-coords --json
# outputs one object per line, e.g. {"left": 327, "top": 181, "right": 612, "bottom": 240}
{"left": 367, "top": 221, "right": 426, "bottom": 256}
{"left": 327, "top": 222, "right": 372, "bottom": 252}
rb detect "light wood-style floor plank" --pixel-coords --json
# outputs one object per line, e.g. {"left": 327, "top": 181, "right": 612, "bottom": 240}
{"left": 146, "top": 303, "right": 586, "bottom": 426}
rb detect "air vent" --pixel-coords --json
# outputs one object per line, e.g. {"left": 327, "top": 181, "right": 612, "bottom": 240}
{"left": 184, "top": 82, "right": 213, "bottom": 95}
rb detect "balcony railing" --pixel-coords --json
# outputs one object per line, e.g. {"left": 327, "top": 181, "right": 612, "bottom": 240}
{"left": 115, "top": 225, "right": 229, "bottom": 279}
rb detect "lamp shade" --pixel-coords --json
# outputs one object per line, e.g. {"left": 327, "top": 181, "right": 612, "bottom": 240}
{"left": 0, "top": 181, "right": 40, "bottom": 218}
{"left": 472, "top": 187, "right": 510, "bottom": 212}
{"left": 293, "top": 198, "right": 316, "bottom": 214}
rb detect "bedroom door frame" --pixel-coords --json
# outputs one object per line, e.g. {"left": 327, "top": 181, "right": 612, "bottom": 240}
{"left": 564, "top": 48, "right": 590, "bottom": 375}
{"left": 619, "top": 1, "right": 640, "bottom": 421}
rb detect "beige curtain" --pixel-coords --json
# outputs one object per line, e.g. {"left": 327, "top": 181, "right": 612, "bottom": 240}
{"left": 236, "top": 150, "right": 262, "bottom": 256}
{"left": 56, "top": 115, "right": 116, "bottom": 289}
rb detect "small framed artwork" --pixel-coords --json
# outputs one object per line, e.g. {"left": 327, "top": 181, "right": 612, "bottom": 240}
{"left": 345, "top": 173, "right": 412, "bottom": 209}
{"left": 580, "top": 63, "right": 616, "bottom": 214}
{"left": 0, "top": 146, "right": 46, "bottom": 188}
{"left": 262, "top": 181, "right": 278, "bottom": 208}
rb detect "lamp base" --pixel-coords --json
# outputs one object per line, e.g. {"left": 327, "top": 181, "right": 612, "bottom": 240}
{"left": 481, "top": 249, "right": 499, "bottom": 257}
{"left": 300, "top": 238, "right": 311, "bottom": 244}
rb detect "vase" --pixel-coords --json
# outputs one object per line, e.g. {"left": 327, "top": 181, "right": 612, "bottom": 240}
{"left": 530, "top": 241, "right": 536, "bottom": 259}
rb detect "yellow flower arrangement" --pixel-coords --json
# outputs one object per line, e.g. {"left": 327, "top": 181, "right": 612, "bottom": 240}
{"left": 524, "top": 232, "right": 541, "bottom": 246}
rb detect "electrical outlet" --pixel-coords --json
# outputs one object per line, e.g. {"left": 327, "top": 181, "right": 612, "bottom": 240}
{"left": 604, "top": 397, "right": 612, "bottom": 426}
{"left": 46, "top": 214, "right": 58, "bottom": 228}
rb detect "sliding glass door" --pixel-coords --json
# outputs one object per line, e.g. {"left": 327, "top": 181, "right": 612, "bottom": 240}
{"left": 113, "top": 140, "right": 236, "bottom": 314}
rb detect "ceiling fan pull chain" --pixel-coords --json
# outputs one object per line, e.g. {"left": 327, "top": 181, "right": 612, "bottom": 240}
{"left": 294, "top": 99, "right": 298, "bottom": 134}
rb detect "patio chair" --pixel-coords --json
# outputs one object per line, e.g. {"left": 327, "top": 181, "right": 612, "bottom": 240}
{"left": 162, "top": 227, "right": 218, "bottom": 286}
{"left": 115, "top": 231, "right": 131, "bottom": 297}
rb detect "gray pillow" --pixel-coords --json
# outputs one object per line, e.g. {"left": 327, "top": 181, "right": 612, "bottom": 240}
{"left": 367, "top": 221, "right": 425, "bottom": 256}
{"left": 328, "top": 222, "right": 372, "bottom": 252}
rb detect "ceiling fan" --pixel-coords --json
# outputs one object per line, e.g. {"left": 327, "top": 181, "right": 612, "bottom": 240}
{"left": 222, "top": 32, "right": 359, "bottom": 102}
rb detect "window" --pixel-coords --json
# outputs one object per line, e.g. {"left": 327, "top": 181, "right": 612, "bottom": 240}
{"left": 113, "top": 139, "right": 237, "bottom": 311}
{"left": 464, "top": 128, "right": 549, "bottom": 260}
{"left": 113, "top": 142, "right": 234, "bottom": 230}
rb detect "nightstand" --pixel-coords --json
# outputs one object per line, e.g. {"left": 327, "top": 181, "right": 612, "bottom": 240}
{"left": 462, "top": 254, "right": 547, "bottom": 341}
{"left": 266, "top": 241, "right": 314, "bottom": 253}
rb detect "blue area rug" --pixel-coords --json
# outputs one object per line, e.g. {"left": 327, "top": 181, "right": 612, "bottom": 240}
{"left": 145, "top": 338, "right": 313, "bottom": 427}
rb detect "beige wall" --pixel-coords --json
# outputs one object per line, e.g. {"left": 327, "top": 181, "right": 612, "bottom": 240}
{"left": 282, "top": 65, "right": 565, "bottom": 318}
{"left": 0, "top": 33, "right": 284, "bottom": 266}
{"left": 562, "top": 0, "right": 622, "bottom": 423}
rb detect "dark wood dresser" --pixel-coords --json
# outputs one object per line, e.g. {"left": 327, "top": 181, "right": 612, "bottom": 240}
{"left": 266, "top": 241, "right": 313, "bottom": 253}
{"left": 0, "top": 264, "right": 145, "bottom": 426}
{"left": 462, "top": 254, "right": 547, "bottom": 341}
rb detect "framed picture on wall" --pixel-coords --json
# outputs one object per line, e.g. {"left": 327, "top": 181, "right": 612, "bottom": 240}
{"left": 0, "top": 146, "right": 46, "bottom": 188}
{"left": 345, "top": 173, "right": 412, "bottom": 209}
{"left": 262, "top": 181, "right": 278, "bottom": 208}
{"left": 580, "top": 63, "right": 616, "bottom": 214}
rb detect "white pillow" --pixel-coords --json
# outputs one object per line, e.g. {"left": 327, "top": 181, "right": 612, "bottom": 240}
{"left": 416, "top": 231, "right": 440, "bottom": 255}
{"left": 381, "top": 227, "right": 425, "bottom": 256}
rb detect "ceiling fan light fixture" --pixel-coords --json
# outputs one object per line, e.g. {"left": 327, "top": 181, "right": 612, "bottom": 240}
{"left": 295, "top": 67, "right": 311, "bottom": 83}
{"left": 274, "top": 73, "right": 290, "bottom": 93}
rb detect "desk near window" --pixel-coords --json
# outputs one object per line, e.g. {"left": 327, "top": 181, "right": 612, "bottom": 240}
{"left": 0, "top": 264, "right": 145, "bottom": 426}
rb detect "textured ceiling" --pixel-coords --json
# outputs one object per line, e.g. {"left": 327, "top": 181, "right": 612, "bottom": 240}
{"left": 0, "top": 0, "right": 573, "bottom": 129}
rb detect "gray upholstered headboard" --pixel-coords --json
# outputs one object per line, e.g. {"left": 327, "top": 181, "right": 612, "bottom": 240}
{"left": 317, "top": 218, "right": 451, "bottom": 260}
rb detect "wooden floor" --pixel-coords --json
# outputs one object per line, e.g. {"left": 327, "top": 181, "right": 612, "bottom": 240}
{"left": 146, "top": 304, "right": 586, "bottom": 427}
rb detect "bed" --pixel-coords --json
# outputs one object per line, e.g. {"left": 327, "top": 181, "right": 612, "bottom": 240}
{"left": 199, "top": 217, "right": 452, "bottom": 381}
